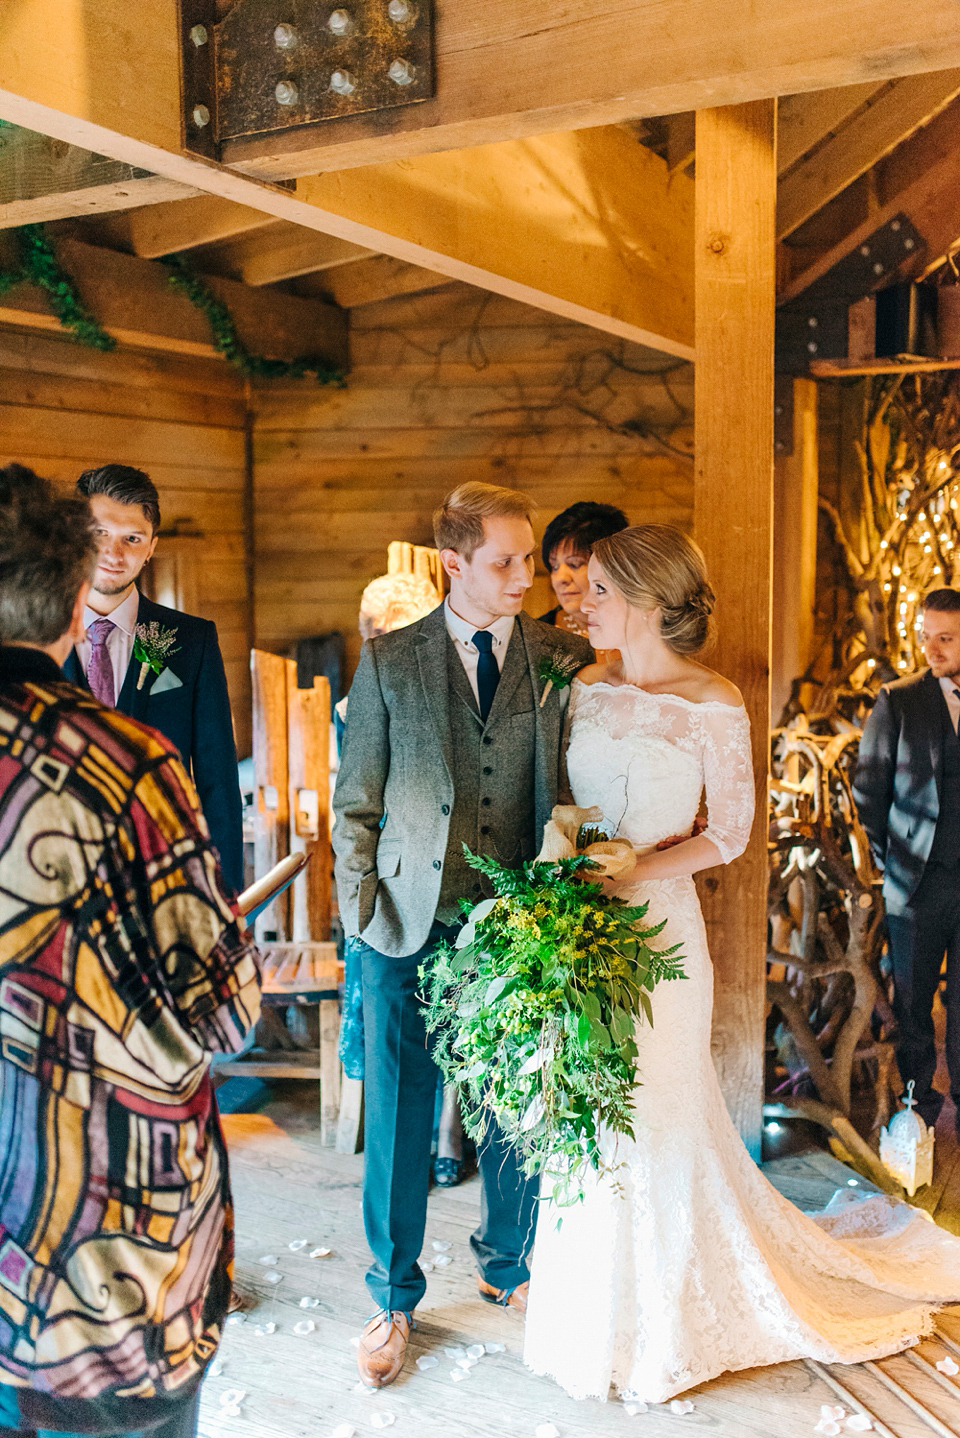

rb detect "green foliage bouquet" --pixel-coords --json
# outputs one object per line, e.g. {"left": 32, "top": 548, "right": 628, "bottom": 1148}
{"left": 421, "top": 809, "right": 686, "bottom": 1201}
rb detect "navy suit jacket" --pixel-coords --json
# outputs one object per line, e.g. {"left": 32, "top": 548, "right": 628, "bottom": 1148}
{"left": 853, "top": 668, "right": 952, "bottom": 914}
{"left": 64, "top": 593, "right": 244, "bottom": 893}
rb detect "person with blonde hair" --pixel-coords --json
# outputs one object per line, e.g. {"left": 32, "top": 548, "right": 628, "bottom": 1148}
{"left": 524, "top": 523, "right": 960, "bottom": 1407}
{"left": 333, "top": 481, "right": 590, "bottom": 1387}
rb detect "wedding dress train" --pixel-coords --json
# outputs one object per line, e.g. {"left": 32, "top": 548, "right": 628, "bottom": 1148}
{"left": 523, "top": 679, "right": 960, "bottom": 1404}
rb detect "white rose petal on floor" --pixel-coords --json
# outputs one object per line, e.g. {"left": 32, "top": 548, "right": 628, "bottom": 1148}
{"left": 288, "top": 1239, "right": 308, "bottom": 1251}
{"left": 293, "top": 1320, "right": 315, "bottom": 1335}
{"left": 416, "top": 1355, "right": 438, "bottom": 1371}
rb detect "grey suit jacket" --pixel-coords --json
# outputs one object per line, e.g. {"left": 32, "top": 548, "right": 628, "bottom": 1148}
{"left": 332, "top": 605, "right": 591, "bottom": 957}
{"left": 852, "top": 668, "right": 950, "bottom": 913}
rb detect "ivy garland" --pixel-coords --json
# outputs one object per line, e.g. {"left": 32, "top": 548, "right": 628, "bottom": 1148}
{"left": 0, "top": 223, "right": 346, "bottom": 386}
{"left": 0, "top": 225, "right": 116, "bottom": 351}
{"left": 164, "top": 253, "right": 345, "bottom": 386}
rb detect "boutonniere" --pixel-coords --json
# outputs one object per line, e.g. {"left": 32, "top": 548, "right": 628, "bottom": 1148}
{"left": 134, "top": 621, "right": 180, "bottom": 691}
{"left": 538, "top": 651, "right": 581, "bottom": 708}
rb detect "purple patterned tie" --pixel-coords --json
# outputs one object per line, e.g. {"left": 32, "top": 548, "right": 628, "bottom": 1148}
{"left": 87, "top": 617, "right": 117, "bottom": 705}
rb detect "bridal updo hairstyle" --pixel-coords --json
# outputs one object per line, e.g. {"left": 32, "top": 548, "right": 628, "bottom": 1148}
{"left": 591, "top": 524, "right": 716, "bottom": 655}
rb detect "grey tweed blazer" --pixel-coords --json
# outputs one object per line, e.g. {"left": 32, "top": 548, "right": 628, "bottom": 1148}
{"left": 332, "top": 605, "right": 591, "bottom": 957}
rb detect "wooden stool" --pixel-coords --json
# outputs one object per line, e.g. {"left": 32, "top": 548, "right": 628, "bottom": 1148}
{"left": 214, "top": 941, "right": 344, "bottom": 1146}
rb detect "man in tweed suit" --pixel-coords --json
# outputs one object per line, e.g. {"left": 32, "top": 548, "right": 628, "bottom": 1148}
{"left": 333, "top": 483, "right": 590, "bottom": 1387}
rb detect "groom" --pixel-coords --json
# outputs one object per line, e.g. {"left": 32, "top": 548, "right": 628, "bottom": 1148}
{"left": 333, "top": 482, "right": 591, "bottom": 1387}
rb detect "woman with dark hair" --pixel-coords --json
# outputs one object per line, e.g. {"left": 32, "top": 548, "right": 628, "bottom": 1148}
{"left": 538, "top": 501, "right": 629, "bottom": 637}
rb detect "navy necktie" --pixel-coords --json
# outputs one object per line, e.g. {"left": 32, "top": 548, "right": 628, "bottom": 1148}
{"left": 473, "top": 630, "right": 500, "bottom": 721}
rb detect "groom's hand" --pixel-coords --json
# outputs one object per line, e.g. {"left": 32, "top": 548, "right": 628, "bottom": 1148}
{"left": 656, "top": 816, "right": 707, "bottom": 852}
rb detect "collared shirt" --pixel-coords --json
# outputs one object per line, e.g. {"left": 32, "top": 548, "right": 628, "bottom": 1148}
{"left": 75, "top": 586, "right": 140, "bottom": 703}
{"left": 0, "top": 645, "right": 259, "bottom": 1424}
{"left": 940, "top": 675, "right": 960, "bottom": 734}
{"left": 444, "top": 599, "right": 514, "bottom": 705}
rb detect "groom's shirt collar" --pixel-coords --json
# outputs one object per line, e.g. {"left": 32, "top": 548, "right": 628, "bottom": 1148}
{"left": 444, "top": 600, "right": 514, "bottom": 705}
{"left": 444, "top": 600, "right": 514, "bottom": 659}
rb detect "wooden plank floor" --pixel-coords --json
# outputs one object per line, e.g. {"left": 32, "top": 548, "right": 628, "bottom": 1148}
{"left": 201, "top": 1087, "right": 960, "bottom": 1438}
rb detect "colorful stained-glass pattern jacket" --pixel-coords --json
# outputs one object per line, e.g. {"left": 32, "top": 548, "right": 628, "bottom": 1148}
{"left": 0, "top": 646, "right": 260, "bottom": 1431}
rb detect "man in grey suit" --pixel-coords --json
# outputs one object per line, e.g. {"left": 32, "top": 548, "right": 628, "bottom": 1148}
{"left": 854, "top": 588, "right": 960, "bottom": 1130}
{"left": 333, "top": 482, "right": 590, "bottom": 1388}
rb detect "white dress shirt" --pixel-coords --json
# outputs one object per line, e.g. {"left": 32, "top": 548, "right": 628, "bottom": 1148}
{"left": 941, "top": 676, "right": 960, "bottom": 734}
{"left": 75, "top": 588, "right": 140, "bottom": 704}
{"left": 444, "top": 599, "right": 514, "bottom": 706}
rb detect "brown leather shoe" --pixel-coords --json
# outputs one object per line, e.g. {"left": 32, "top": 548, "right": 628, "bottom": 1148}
{"left": 477, "top": 1277, "right": 529, "bottom": 1314}
{"left": 357, "top": 1310, "right": 413, "bottom": 1388}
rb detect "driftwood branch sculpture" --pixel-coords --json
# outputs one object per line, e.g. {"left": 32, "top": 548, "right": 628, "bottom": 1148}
{"left": 767, "top": 722, "right": 898, "bottom": 1147}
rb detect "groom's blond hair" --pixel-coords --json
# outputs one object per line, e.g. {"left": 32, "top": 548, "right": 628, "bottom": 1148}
{"left": 433, "top": 482, "right": 534, "bottom": 561}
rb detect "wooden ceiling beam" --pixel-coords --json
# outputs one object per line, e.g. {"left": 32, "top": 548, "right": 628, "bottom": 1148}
{"left": 0, "top": 234, "right": 347, "bottom": 365}
{"left": 2, "top": 0, "right": 959, "bottom": 181}
{"left": 128, "top": 195, "right": 277, "bottom": 259}
{"left": 292, "top": 129, "right": 695, "bottom": 356}
{"left": 776, "top": 69, "right": 960, "bottom": 239}
{"left": 0, "top": 125, "right": 197, "bottom": 228}
{"left": 222, "top": 4, "right": 960, "bottom": 180}
{"left": 0, "top": 175, "right": 197, "bottom": 228}
{"left": 776, "top": 83, "right": 884, "bottom": 175}
{"left": 779, "top": 101, "right": 960, "bottom": 304}
{"left": 196, "top": 223, "right": 375, "bottom": 287}
{"left": 296, "top": 255, "right": 454, "bottom": 308}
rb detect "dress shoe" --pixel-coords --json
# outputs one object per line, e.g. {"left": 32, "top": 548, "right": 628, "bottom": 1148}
{"left": 433, "top": 1156, "right": 463, "bottom": 1187}
{"left": 357, "top": 1310, "right": 413, "bottom": 1388}
{"left": 477, "top": 1277, "right": 529, "bottom": 1314}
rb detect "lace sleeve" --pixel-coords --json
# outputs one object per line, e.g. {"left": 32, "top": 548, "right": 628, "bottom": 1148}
{"left": 699, "top": 704, "right": 755, "bottom": 865}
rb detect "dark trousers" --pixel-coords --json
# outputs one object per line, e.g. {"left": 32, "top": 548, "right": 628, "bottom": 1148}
{"left": 887, "top": 860, "right": 960, "bottom": 1125}
{"left": 359, "top": 922, "right": 538, "bottom": 1313}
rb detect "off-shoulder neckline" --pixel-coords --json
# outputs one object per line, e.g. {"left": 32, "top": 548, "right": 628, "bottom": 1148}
{"left": 573, "top": 677, "right": 746, "bottom": 713}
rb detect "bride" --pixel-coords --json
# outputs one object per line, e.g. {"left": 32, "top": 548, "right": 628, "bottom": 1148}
{"left": 523, "top": 523, "right": 960, "bottom": 1405}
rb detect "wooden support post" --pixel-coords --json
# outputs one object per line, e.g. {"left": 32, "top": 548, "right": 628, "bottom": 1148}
{"left": 251, "top": 649, "right": 292, "bottom": 941}
{"left": 694, "top": 100, "right": 777, "bottom": 1159}
{"left": 772, "top": 378, "right": 819, "bottom": 721}
{"left": 287, "top": 676, "right": 333, "bottom": 944}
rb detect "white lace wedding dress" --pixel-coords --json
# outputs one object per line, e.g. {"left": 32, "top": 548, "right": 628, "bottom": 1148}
{"left": 523, "top": 679, "right": 960, "bottom": 1405}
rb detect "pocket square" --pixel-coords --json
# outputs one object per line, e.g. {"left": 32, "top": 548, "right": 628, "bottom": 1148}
{"left": 150, "top": 667, "right": 183, "bottom": 695}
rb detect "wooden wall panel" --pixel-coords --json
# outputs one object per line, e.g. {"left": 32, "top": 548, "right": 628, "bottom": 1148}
{"left": 0, "top": 326, "right": 253, "bottom": 756}
{"left": 254, "top": 283, "right": 694, "bottom": 680}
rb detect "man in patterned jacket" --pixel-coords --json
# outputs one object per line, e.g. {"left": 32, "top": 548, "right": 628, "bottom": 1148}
{"left": 0, "top": 464, "right": 261, "bottom": 1438}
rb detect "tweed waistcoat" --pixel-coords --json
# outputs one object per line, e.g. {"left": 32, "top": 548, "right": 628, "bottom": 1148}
{"left": 928, "top": 690, "right": 960, "bottom": 868}
{"left": 436, "top": 630, "right": 538, "bottom": 922}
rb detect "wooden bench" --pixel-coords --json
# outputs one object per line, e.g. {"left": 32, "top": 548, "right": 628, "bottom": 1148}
{"left": 213, "top": 941, "right": 348, "bottom": 1147}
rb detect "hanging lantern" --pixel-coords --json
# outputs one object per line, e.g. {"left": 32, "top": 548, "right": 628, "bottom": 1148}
{"left": 879, "top": 1081, "right": 934, "bottom": 1196}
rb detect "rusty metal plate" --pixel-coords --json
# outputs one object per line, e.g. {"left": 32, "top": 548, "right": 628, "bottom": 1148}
{"left": 209, "top": 0, "right": 433, "bottom": 145}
